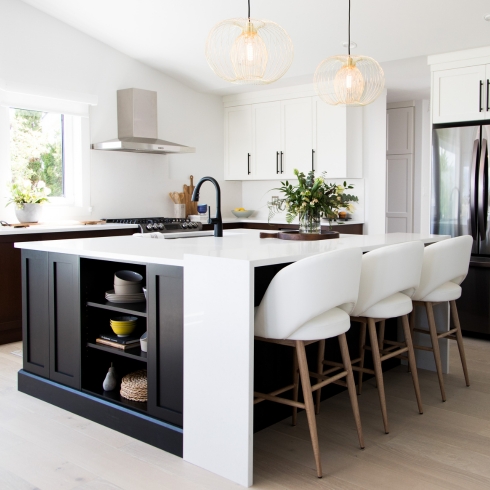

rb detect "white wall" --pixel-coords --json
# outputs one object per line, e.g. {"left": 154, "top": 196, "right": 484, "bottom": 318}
{"left": 0, "top": 0, "right": 241, "bottom": 221}
{"left": 362, "top": 90, "right": 388, "bottom": 235}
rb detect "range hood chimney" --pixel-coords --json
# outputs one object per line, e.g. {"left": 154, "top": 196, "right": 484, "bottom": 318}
{"left": 91, "top": 88, "right": 195, "bottom": 154}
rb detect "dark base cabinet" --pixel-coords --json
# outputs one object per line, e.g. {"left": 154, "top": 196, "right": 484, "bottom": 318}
{"left": 20, "top": 251, "right": 184, "bottom": 457}
{"left": 1, "top": 227, "right": 135, "bottom": 345}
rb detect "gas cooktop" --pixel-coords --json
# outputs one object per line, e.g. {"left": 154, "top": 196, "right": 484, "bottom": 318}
{"left": 104, "top": 217, "right": 203, "bottom": 233}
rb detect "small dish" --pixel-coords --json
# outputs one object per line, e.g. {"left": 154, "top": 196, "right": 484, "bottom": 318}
{"left": 140, "top": 331, "right": 148, "bottom": 353}
{"left": 231, "top": 210, "right": 254, "bottom": 218}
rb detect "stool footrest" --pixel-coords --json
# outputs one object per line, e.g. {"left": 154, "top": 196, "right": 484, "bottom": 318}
{"left": 254, "top": 389, "right": 304, "bottom": 409}
{"left": 413, "top": 344, "right": 434, "bottom": 352}
{"left": 310, "top": 370, "right": 348, "bottom": 392}
{"left": 380, "top": 347, "right": 408, "bottom": 362}
{"left": 351, "top": 365, "right": 375, "bottom": 375}
{"left": 254, "top": 384, "right": 296, "bottom": 405}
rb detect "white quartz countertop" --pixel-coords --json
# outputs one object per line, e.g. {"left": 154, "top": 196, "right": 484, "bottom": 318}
{"left": 14, "top": 229, "right": 449, "bottom": 268}
{"left": 0, "top": 222, "right": 138, "bottom": 235}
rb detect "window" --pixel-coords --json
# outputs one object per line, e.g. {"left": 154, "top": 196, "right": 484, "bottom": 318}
{"left": 9, "top": 108, "right": 64, "bottom": 197}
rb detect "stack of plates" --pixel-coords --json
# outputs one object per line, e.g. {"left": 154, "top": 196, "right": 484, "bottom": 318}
{"left": 110, "top": 316, "right": 138, "bottom": 337}
{"left": 105, "top": 289, "right": 145, "bottom": 303}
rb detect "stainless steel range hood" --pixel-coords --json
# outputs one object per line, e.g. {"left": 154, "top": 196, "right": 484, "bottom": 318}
{"left": 91, "top": 88, "right": 195, "bottom": 154}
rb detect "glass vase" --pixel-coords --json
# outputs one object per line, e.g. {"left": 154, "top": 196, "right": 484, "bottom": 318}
{"left": 299, "top": 207, "right": 321, "bottom": 234}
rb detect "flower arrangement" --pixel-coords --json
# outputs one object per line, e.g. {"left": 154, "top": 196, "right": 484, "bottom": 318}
{"left": 7, "top": 179, "right": 51, "bottom": 209}
{"left": 268, "top": 169, "right": 358, "bottom": 233}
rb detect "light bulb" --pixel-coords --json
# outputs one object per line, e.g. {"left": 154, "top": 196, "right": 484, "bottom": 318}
{"left": 333, "top": 58, "right": 365, "bottom": 104}
{"left": 230, "top": 22, "right": 268, "bottom": 80}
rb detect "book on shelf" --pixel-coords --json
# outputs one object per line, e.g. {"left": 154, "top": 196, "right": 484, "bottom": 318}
{"left": 96, "top": 338, "right": 140, "bottom": 350}
{"left": 99, "top": 333, "right": 140, "bottom": 345}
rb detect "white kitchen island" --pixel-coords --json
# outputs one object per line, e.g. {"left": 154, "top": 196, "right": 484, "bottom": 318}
{"left": 15, "top": 230, "right": 449, "bottom": 487}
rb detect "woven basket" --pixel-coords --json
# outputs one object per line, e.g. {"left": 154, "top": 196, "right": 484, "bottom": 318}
{"left": 120, "top": 369, "right": 147, "bottom": 402}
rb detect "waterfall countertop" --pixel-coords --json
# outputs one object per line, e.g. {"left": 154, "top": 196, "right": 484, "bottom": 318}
{"left": 15, "top": 229, "right": 448, "bottom": 268}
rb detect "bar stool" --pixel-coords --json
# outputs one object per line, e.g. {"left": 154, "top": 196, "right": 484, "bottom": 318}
{"left": 410, "top": 235, "right": 473, "bottom": 402}
{"left": 254, "top": 247, "right": 364, "bottom": 478}
{"left": 318, "top": 241, "right": 424, "bottom": 434}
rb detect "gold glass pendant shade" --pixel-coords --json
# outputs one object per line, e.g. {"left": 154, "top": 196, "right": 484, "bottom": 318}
{"left": 315, "top": 55, "right": 384, "bottom": 106}
{"left": 314, "top": 0, "right": 385, "bottom": 106}
{"left": 205, "top": 17, "right": 293, "bottom": 85}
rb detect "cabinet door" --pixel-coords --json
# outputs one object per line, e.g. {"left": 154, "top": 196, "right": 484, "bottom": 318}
{"left": 252, "top": 101, "right": 282, "bottom": 179}
{"left": 281, "top": 98, "right": 313, "bottom": 179}
{"left": 433, "top": 66, "right": 487, "bottom": 124}
{"left": 21, "top": 250, "right": 50, "bottom": 378}
{"left": 386, "top": 154, "right": 413, "bottom": 233}
{"left": 147, "top": 264, "right": 183, "bottom": 427}
{"left": 313, "top": 97, "right": 347, "bottom": 177}
{"left": 224, "top": 106, "right": 252, "bottom": 180}
{"left": 387, "top": 107, "right": 414, "bottom": 155}
{"left": 48, "top": 253, "right": 80, "bottom": 389}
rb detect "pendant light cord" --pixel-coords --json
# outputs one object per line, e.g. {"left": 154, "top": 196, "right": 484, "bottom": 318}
{"left": 248, "top": 0, "right": 251, "bottom": 19}
{"left": 348, "top": 0, "right": 351, "bottom": 56}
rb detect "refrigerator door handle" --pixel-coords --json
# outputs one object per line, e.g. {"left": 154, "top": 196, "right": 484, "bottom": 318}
{"left": 470, "top": 138, "right": 479, "bottom": 241}
{"left": 478, "top": 138, "right": 488, "bottom": 241}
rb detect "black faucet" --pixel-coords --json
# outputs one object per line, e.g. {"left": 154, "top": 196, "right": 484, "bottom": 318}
{"left": 191, "top": 176, "right": 223, "bottom": 237}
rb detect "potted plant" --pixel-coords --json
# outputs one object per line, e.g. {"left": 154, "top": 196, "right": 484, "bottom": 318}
{"left": 7, "top": 179, "right": 51, "bottom": 223}
{"left": 268, "top": 169, "right": 358, "bottom": 234}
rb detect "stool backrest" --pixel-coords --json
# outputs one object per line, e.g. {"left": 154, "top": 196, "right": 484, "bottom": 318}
{"left": 255, "top": 247, "right": 362, "bottom": 340}
{"left": 351, "top": 241, "right": 424, "bottom": 317}
{"left": 411, "top": 235, "right": 473, "bottom": 301}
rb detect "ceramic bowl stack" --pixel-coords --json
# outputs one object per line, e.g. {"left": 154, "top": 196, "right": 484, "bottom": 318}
{"left": 120, "top": 369, "right": 148, "bottom": 402}
{"left": 105, "top": 270, "right": 145, "bottom": 303}
{"left": 110, "top": 316, "right": 138, "bottom": 337}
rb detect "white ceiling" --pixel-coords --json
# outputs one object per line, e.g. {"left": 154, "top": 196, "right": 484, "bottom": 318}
{"left": 19, "top": 0, "right": 490, "bottom": 100}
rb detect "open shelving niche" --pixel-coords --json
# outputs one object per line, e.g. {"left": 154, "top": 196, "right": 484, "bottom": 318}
{"left": 81, "top": 257, "right": 149, "bottom": 414}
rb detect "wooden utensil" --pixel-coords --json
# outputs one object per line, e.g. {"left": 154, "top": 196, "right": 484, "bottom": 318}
{"left": 183, "top": 175, "right": 198, "bottom": 218}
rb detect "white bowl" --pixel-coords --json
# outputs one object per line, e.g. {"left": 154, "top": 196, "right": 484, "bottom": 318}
{"left": 114, "top": 283, "right": 142, "bottom": 295}
{"left": 114, "top": 270, "right": 143, "bottom": 285}
{"left": 231, "top": 210, "right": 253, "bottom": 218}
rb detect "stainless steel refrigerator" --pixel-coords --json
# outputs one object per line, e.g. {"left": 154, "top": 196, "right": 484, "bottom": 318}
{"left": 432, "top": 122, "right": 490, "bottom": 335}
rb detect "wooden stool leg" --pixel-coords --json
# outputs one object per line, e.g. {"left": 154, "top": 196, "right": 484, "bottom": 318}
{"left": 295, "top": 340, "right": 322, "bottom": 478}
{"left": 315, "top": 340, "right": 326, "bottom": 414}
{"left": 426, "top": 302, "right": 447, "bottom": 402}
{"left": 401, "top": 314, "right": 424, "bottom": 414}
{"left": 358, "top": 323, "right": 367, "bottom": 395}
{"left": 367, "top": 318, "right": 389, "bottom": 434}
{"left": 292, "top": 346, "right": 299, "bottom": 426}
{"left": 408, "top": 310, "right": 415, "bottom": 372}
{"left": 338, "top": 333, "right": 365, "bottom": 449}
{"left": 378, "top": 320, "right": 386, "bottom": 350}
{"left": 450, "top": 300, "right": 470, "bottom": 387}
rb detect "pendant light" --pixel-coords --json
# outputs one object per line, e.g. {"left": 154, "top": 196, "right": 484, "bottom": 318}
{"left": 205, "top": 0, "right": 294, "bottom": 85}
{"left": 314, "top": 0, "right": 384, "bottom": 106}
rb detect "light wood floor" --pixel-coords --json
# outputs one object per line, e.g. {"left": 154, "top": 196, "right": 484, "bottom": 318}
{"left": 1, "top": 338, "right": 490, "bottom": 489}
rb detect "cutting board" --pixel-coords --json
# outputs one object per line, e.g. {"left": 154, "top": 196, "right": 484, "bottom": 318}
{"left": 183, "top": 175, "right": 198, "bottom": 217}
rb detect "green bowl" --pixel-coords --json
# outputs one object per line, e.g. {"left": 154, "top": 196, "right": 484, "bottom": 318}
{"left": 232, "top": 210, "right": 254, "bottom": 218}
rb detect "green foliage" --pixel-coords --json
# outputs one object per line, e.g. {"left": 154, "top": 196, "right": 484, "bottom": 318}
{"left": 7, "top": 180, "right": 51, "bottom": 208}
{"left": 268, "top": 169, "right": 359, "bottom": 223}
{"left": 9, "top": 108, "right": 63, "bottom": 204}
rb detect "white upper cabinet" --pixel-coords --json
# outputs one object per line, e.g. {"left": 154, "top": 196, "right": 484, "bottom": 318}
{"left": 387, "top": 107, "right": 414, "bottom": 155}
{"left": 224, "top": 106, "right": 252, "bottom": 180}
{"left": 432, "top": 65, "right": 487, "bottom": 124}
{"left": 281, "top": 98, "right": 313, "bottom": 179}
{"left": 224, "top": 89, "right": 364, "bottom": 180}
{"left": 313, "top": 98, "right": 362, "bottom": 178}
{"left": 252, "top": 101, "right": 282, "bottom": 180}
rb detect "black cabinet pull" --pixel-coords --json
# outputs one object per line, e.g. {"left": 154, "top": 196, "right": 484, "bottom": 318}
{"left": 487, "top": 80, "right": 489, "bottom": 112}
{"left": 480, "top": 80, "right": 484, "bottom": 112}
{"left": 280, "top": 151, "right": 284, "bottom": 173}
{"left": 247, "top": 153, "right": 251, "bottom": 175}
{"left": 312, "top": 149, "right": 315, "bottom": 171}
{"left": 276, "top": 151, "right": 279, "bottom": 174}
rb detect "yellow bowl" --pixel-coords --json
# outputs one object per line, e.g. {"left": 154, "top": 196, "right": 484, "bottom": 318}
{"left": 111, "top": 323, "right": 136, "bottom": 337}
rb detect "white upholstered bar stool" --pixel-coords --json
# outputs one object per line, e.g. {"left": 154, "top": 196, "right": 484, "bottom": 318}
{"left": 318, "top": 242, "right": 425, "bottom": 435}
{"left": 410, "top": 235, "right": 473, "bottom": 402}
{"left": 254, "top": 247, "right": 364, "bottom": 478}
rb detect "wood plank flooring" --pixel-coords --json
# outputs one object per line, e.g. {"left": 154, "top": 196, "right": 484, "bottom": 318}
{"left": 1, "top": 338, "right": 490, "bottom": 489}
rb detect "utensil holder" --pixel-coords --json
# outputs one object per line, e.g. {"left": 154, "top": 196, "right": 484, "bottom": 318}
{"left": 174, "top": 204, "right": 186, "bottom": 219}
